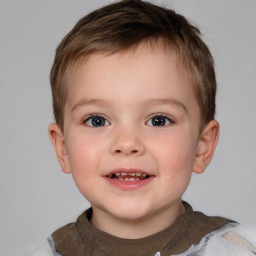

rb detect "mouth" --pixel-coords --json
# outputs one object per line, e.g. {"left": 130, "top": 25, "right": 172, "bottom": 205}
{"left": 106, "top": 172, "right": 151, "bottom": 181}
{"left": 104, "top": 169, "right": 154, "bottom": 189}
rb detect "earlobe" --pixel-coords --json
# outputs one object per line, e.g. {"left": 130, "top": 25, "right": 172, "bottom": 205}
{"left": 193, "top": 120, "right": 219, "bottom": 174}
{"left": 48, "top": 123, "right": 71, "bottom": 174}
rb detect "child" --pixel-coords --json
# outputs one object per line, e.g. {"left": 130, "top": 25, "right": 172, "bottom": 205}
{"left": 32, "top": 0, "right": 256, "bottom": 255}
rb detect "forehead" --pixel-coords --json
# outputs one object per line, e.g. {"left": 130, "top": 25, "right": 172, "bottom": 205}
{"left": 64, "top": 43, "right": 201, "bottom": 133}
{"left": 65, "top": 43, "right": 198, "bottom": 112}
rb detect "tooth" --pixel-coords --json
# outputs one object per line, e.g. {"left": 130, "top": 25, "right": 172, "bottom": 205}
{"left": 116, "top": 173, "right": 121, "bottom": 176}
{"left": 129, "top": 173, "right": 136, "bottom": 176}
{"left": 136, "top": 178, "right": 139, "bottom": 181}
{"left": 129, "top": 178, "right": 135, "bottom": 181}
{"left": 125, "top": 178, "right": 129, "bottom": 181}
{"left": 142, "top": 174, "right": 147, "bottom": 177}
{"left": 119, "top": 178, "right": 124, "bottom": 181}
{"left": 121, "top": 173, "right": 127, "bottom": 176}
{"left": 136, "top": 173, "right": 142, "bottom": 176}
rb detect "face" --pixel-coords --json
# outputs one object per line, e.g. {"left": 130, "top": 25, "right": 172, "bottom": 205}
{"left": 51, "top": 45, "right": 212, "bottom": 228}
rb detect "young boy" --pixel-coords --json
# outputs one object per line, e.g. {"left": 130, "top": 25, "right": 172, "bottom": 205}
{"left": 33, "top": 0, "right": 256, "bottom": 255}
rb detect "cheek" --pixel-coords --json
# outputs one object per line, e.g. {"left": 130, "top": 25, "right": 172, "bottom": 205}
{"left": 150, "top": 132, "right": 197, "bottom": 174}
{"left": 160, "top": 134, "right": 196, "bottom": 196}
{"left": 66, "top": 135, "right": 106, "bottom": 200}
{"left": 66, "top": 133, "right": 104, "bottom": 180}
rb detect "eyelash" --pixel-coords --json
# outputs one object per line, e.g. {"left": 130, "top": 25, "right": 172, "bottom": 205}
{"left": 82, "top": 114, "right": 110, "bottom": 127}
{"left": 82, "top": 113, "right": 175, "bottom": 127}
{"left": 146, "top": 113, "right": 175, "bottom": 127}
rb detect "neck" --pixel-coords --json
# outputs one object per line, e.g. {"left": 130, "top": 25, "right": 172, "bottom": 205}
{"left": 90, "top": 201, "right": 185, "bottom": 239}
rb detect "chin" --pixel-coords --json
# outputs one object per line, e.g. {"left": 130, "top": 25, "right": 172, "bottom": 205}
{"left": 106, "top": 204, "right": 153, "bottom": 222}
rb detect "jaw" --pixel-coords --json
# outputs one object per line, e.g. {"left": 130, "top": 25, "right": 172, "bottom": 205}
{"left": 90, "top": 196, "right": 184, "bottom": 239}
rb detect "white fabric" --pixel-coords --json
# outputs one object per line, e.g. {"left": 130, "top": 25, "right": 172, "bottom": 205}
{"left": 30, "top": 237, "right": 61, "bottom": 256}
{"left": 174, "top": 223, "right": 256, "bottom": 256}
{"left": 29, "top": 243, "right": 54, "bottom": 256}
{"left": 30, "top": 224, "right": 256, "bottom": 256}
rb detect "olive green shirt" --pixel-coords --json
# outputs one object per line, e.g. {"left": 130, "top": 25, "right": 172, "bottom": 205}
{"left": 51, "top": 202, "right": 232, "bottom": 256}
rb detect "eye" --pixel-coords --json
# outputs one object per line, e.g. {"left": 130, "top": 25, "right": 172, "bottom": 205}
{"left": 83, "top": 115, "right": 110, "bottom": 127}
{"left": 146, "top": 114, "right": 173, "bottom": 126}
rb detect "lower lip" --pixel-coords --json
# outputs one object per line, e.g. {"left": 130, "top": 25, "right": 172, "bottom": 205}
{"left": 104, "top": 176, "right": 155, "bottom": 190}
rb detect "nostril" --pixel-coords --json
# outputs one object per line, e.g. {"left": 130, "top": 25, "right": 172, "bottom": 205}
{"left": 114, "top": 149, "right": 138, "bottom": 154}
{"left": 111, "top": 141, "right": 145, "bottom": 156}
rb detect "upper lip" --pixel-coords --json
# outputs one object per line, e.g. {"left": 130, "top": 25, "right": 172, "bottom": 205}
{"left": 105, "top": 168, "right": 154, "bottom": 177}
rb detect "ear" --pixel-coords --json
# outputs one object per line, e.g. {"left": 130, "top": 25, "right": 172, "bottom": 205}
{"left": 48, "top": 123, "right": 71, "bottom": 174}
{"left": 193, "top": 120, "right": 219, "bottom": 174}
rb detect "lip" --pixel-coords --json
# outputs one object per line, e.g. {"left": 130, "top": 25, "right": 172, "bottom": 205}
{"left": 105, "top": 168, "right": 153, "bottom": 177}
{"left": 104, "top": 168, "right": 155, "bottom": 190}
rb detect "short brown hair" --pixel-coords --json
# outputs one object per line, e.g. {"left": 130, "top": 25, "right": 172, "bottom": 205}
{"left": 50, "top": 0, "right": 216, "bottom": 131}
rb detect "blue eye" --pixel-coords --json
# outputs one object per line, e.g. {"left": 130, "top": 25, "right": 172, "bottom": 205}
{"left": 147, "top": 115, "right": 173, "bottom": 126}
{"left": 84, "top": 115, "right": 110, "bottom": 127}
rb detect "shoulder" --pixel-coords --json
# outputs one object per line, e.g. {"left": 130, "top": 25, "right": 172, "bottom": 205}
{"left": 29, "top": 237, "right": 61, "bottom": 256}
{"left": 174, "top": 223, "right": 256, "bottom": 256}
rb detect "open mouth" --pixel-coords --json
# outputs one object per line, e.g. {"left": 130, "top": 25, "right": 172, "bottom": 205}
{"left": 106, "top": 172, "right": 150, "bottom": 181}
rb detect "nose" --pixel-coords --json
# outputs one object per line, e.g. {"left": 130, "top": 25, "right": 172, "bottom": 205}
{"left": 110, "top": 127, "right": 146, "bottom": 156}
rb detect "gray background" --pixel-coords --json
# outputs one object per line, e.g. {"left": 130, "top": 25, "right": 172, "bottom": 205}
{"left": 0, "top": 0, "right": 255, "bottom": 255}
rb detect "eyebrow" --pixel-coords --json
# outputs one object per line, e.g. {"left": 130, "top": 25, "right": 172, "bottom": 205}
{"left": 71, "top": 98, "right": 109, "bottom": 112}
{"left": 71, "top": 97, "right": 187, "bottom": 113}
{"left": 144, "top": 98, "right": 188, "bottom": 113}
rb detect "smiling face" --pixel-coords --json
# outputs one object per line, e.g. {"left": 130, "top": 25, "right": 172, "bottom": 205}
{"left": 49, "top": 44, "right": 219, "bottom": 238}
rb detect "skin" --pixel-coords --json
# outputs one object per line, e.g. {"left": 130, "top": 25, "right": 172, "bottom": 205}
{"left": 49, "top": 44, "right": 219, "bottom": 239}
